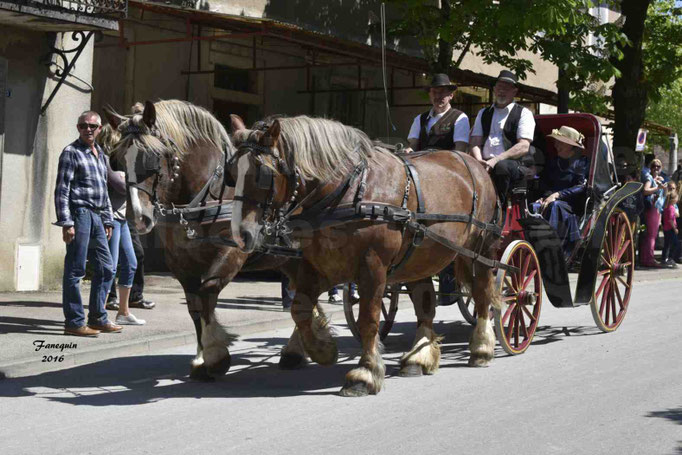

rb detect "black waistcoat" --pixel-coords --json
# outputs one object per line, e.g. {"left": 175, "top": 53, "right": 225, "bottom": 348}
{"left": 417, "top": 108, "right": 463, "bottom": 150}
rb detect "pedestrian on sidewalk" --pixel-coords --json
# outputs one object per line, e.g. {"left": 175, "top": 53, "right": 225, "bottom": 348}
{"left": 661, "top": 183, "right": 680, "bottom": 266}
{"left": 54, "top": 111, "right": 122, "bottom": 337}
{"left": 640, "top": 158, "right": 666, "bottom": 268}
{"left": 97, "top": 125, "right": 144, "bottom": 325}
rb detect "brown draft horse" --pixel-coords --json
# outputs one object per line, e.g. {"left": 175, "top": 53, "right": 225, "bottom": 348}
{"left": 229, "top": 115, "right": 502, "bottom": 396}
{"left": 106, "top": 100, "right": 324, "bottom": 380}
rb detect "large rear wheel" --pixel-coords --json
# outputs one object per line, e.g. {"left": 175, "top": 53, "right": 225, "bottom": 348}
{"left": 494, "top": 240, "right": 543, "bottom": 355}
{"left": 343, "top": 283, "right": 399, "bottom": 342}
{"left": 590, "top": 210, "right": 633, "bottom": 332}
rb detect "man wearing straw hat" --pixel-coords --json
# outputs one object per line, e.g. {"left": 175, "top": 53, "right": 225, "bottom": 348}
{"left": 469, "top": 70, "right": 536, "bottom": 208}
{"left": 404, "top": 73, "right": 470, "bottom": 154}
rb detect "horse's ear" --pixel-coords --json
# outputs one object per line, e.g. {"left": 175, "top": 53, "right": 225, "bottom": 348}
{"left": 142, "top": 100, "right": 156, "bottom": 128}
{"left": 264, "top": 119, "right": 281, "bottom": 146}
{"left": 103, "top": 106, "right": 126, "bottom": 129}
{"left": 230, "top": 114, "right": 246, "bottom": 132}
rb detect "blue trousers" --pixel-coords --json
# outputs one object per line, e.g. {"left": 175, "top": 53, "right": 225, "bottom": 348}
{"left": 105, "top": 219, "right": 138, "bottom": 291}
{"left": 62, "top": 208, "right": 114, "bottom": 329}
{"left": 662, "top": 229, "right": 680, "bottom": 262}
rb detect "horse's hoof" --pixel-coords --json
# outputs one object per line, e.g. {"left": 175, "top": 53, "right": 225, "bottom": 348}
{"left": 339, "top": 381, "right": 370, "bottom": 397}
{"left": 206, "top": 354, "right": 231, "bottom": 377}
{"left": 189, "top": 364, "right": 215, "bottom": 381}
{"left": 307, "top": 345, "right": 338, "bottom": 366}
{"left": 279, "top": 352, "right": 307, "bottom": 370}
{"left": 468, "top": 355, "right": 492, "bottom": 368}
{"left": 399, "top": 363, "right": 423, "bottom": 377}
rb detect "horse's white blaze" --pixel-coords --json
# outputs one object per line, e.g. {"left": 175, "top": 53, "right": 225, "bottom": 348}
{"left": 231, "top": 153, "right": 252, "bottom": 243}
{"left": 125, "top": 147, "right": 139, "bottom": 184}
{"left": 400, "top": 325, "right": 441, "bottom": 374}
{"left": 128, "top": 186, "right": 143, "bottom": 222}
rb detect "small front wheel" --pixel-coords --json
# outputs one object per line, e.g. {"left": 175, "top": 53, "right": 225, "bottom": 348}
{"left": 494, "top": 240, "right": 543, "bottom": 355}
{"left": 590, "top": 210, "right": 634, "bottom": 332}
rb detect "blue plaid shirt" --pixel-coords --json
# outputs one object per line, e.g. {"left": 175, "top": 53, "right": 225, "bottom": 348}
{"left": 54, "top": 138, "right": 114, "bottom": 227}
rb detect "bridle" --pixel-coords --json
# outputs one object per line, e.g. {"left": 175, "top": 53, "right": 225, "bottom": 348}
{"left": 119, "top": 123, "right": 182, "bottom": 218}
{"left": 227, "top": 131, "right": 302, "bottom": 246}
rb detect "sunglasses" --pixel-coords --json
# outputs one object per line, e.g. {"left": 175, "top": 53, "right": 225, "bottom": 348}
{"left": 78, "top": 123, "right": 100, "bottom": 130}
{"left": 651, "top": 165, "right": 661, "bottom": 169}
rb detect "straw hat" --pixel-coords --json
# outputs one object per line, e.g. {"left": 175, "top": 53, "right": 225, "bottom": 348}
{"left": 547, "top": 126, "right": 585, "bottom": 149}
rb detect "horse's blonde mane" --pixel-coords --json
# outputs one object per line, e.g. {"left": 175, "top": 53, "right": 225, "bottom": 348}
{"left": 113, "top": 100, "right": 233, "bottom": 162}
{"left": 277, "top": 116, "right": 399, "bottom": 182}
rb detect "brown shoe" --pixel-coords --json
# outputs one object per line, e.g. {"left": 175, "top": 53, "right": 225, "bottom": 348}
{"left": 88, "top": 321, "right": 123, "bottom": 333}
{"left": 65, "top": 325, "right": 100, "bottom": 337}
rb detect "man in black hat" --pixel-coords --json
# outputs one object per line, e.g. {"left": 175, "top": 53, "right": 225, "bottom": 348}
{"left": 469, "top": 70, "right": 536, "bottom": 207}
{"left": 404, "top": 73, "right": 470, "bottom": 306}
{"left": 404, "top": 73, "right": 470, "bottom": 154}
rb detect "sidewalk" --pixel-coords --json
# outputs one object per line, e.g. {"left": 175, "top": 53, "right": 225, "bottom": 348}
{"left": 1, "top": 267, "right": 679, "bottom": 379}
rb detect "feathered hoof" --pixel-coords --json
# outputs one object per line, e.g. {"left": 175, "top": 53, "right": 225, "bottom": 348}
{"left": 399, "top": 363, "right": 423, "bottom": 377}
{"left": 279, "top": 352, "right": 307, "bottom": 370}
{"left": 189, "top": 364, "right": 215, "bottom": 382}
{"left": 206, "top": 354, "right": 231, "bottom": 377}
{"left": 339, "top": 380, "right": 370, "bottom": 397}
{"left": 305, "top": 341, "right": 338, "bottom": 366}
{"left": 468, "top": 354, "right": 493, "bottom": 368}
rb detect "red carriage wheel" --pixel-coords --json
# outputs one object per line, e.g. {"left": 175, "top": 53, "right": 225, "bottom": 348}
{"left": 494, "top": 240, "right": 543, "bottom": 355}
{"left": 590, "top": 210, "right": 634, "bottom": 332}
{"left": 343, "top": 283, "right": 399, "bottom": 342}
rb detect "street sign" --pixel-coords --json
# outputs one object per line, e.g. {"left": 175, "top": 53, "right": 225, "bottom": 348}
{"left": 635, "top": 128, "right": 647, "bottom": 152}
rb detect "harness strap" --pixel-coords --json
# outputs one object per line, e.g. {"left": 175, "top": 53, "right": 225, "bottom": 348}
{"left": 398, "top": 155, "right": 425, "bottom": 213}
{"left": 405, "top": 221, "right": 516, "bottom": 272}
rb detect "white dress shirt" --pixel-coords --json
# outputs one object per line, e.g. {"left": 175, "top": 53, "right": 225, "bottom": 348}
{"left": 407, "top": 106, "right": 470, "bottom": 146}
{"left": 471, "top": 102, "right": 535, "bottom": 159}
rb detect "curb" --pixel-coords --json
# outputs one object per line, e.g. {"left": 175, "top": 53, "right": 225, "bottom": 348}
{"left": 0, "top": 305, "right": 347, "bottom": 379}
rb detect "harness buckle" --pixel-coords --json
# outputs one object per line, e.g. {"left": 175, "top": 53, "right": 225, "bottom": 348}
{"left": 412, "top": 225, "right": 425, "bottom": 246}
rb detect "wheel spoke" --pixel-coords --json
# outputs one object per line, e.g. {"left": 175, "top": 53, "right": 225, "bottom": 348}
{"left": 601, "top": 253, "right": 611, "bottom": 266}
{"left": 616, "top": 276, "right": 631, "bottom": 289}
{"left": 599, "top": 280, "right": 611, "bottom": 318}
{"left": 521, "top": 303, "right": 537, "bottom": 322}
{"left": 519, "top": 309, "right": 529, "bottom": 340}
{"left": 611, "top": 285, "right": 618, "bottom": 323}
{"left": 597, "top": 269, "right": 610, "bottom": 276}
{"left": 521, "top": 252, "right": 531, "bottom": 282}
{"left": 614, "top": 280, "right": 625, "bottom": 310}
{"left": 506, "top": 307, "right": 517, "bottom": 340}
{"left": 521, "top": 268, "right": 537, "bottom": 290}
{"left": 502, "top": 302, "right": 516, "bottom": 325}
{"left": 616, "top": 219, "right": 626, "bottom": 252}
{"left": 595, "top": 274, "right": 609, "bottom": 299}
{"left": 604, "top": 284, "right": 612, "bottom": 324}
{"left": 615, "top": 240, "right": 631, "bottom": 263}
{"left": 513, "top": 308, "right": 520, "bottom": 347}
{"left": 504, "top": 275, "right": 515, "bottom": 292}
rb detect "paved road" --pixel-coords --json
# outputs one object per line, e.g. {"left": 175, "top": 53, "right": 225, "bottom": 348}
{"left": 1, "top": 277, "right": 681, "bottom": 455}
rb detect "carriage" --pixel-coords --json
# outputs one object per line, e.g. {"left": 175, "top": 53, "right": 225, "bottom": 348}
{"left": 111, "top": 100, "right": 641, "bottom": 396}
{"left": 342, "top": 113, "right": 641, "bottom": 355}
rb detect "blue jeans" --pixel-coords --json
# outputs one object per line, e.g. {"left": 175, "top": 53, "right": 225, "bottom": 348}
{"left": 662, "top": 229, "right": 680, "bottom": 262}
{"left": 62, "top": 207, "right": 114, "bottom": 328}
{"left": 105, "top": 219, "right": 138, "bottom": 290}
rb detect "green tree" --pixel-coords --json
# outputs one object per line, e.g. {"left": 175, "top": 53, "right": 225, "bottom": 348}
{"left": 645, "top": 78, "right": 682, "bottom": 149}
{"left": 611, "top": 0, "right": 682, "bottom": 160}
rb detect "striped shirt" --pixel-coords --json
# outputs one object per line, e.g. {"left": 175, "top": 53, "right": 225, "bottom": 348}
{"left": 54, "top": 138, "right": 114, "bottom": 227}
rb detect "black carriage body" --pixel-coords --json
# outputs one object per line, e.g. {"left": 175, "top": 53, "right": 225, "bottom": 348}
{"left": 513, "top": 114, "right": 642, "bottom": 309}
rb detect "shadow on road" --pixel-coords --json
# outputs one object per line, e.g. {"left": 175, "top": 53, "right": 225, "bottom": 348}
{"left": 0, "top": 315, "right": 67, "bottom": 336}
{"left": 647, "top": 407, "right": 682, "bottom": 454}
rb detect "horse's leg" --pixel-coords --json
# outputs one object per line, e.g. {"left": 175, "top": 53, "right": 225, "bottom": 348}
{"left": 196, "top": 278, "right": 235, "bottom": 377}
{"left": 277, "top": 263, "right": 305, "bottom": 369}
{"left": 177, "top": 277, "right": 211, "bottom": 380}
{"left": 291, "top": 261, "right": 337, "bottom": 366}
{"left": 340, "top": 251, "right": 387, "bottom": 397}
{"left": 468, "top": 263, "right": 500, "bottom": 367}
{"left": 399, "top": 277, "right": 442, "bottom": 377}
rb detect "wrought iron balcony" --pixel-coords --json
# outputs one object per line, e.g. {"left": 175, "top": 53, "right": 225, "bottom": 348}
{"left": 3, "top": 0, "right": 127, "bottom": 19}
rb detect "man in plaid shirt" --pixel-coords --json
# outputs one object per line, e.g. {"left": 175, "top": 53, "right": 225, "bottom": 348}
{"left": 54, "top": 111, "right": 123, "bottom": 336}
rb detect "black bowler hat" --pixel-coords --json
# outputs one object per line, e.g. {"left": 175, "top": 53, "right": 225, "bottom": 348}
{"left": 496, "top": 70, "right": 518, "bottom": 86}
{"left": 425, "top": 73, "right": 457, "bottom": 91}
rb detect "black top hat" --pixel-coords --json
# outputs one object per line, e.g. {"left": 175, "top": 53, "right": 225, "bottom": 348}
{"left": 496, "top": 70, "right": 518, "bottom": 86}
{"left": 426, "top": 73, "right": 457, "bottom": 91}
